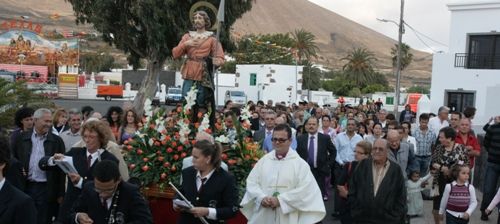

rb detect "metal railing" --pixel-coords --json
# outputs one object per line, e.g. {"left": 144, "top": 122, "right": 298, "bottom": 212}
{"left": 455, "top": 53, "right": 500, "bottom": 69}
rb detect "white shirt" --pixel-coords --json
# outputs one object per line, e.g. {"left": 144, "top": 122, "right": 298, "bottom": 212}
{"left": 307, "top": 133, "right": 319, "bottom": 168}
{"left": 195, "top": 169, "right": 217, "bottom": 220}
{"left": 429, "top": 117, "right": 449, "bottom": 138}
{"left": 73, "top": 149, "right": 105, "bottom": 189}
{"left": 0, "top": 178, "right": 5, "bottom": 191}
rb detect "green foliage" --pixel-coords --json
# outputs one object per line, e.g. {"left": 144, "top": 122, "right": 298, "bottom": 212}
{"left": 322, "top": 76, "right": 354, "bottom": 96}
{"left": 362, "top": 84, "right": 390, "bottom": 94}
{"left": 341, "top": 48, "right": 377, "bottom": 88}
{"left": 302, "top": 61, "right": 322, "bottom": 90}
{"left": 0, "top": 79, "right": 52, "bottom": 128}
{"left": 109, "top": 80, "right": 121, "bottom": 85}
{"left": 234, "top": 33, "right": 295, "bottom": 64}
{"left": 80, "top": 52, "right": 116, "bottom": 74}
{"left": 348, "top": 87, "right": 362, "bottom": 98}
{"left": 406, "top": 85, "right": 430, "bottom": 94}
{"left": 220, "top": 60, "right": 236, "bottom": 73}
{"left": 391, "top": 43, "right": 413, "bottom": 71}
{"left": 292, "top": 29, "right": 319, "bottom": 64}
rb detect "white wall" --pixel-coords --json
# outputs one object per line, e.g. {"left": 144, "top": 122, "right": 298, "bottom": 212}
{"left": 236, "top": 64, "right": 303, "bottom": 105}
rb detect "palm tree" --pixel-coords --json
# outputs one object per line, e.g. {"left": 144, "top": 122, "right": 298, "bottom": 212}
{"left": 341, "top": 48, "right": 377, "bottom": 87}
{"left": 391, "top": 43, "right": 413, "bottom": 71}
{"left": 292, "top": 29, "right": 319, "bottom": 64}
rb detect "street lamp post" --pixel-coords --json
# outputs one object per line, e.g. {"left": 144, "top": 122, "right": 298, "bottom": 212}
{"left": 394, "top": 0, "right": 405, "bottom": 116}
{"left": 377, "top": 0, "right": 405, "bottom": 115}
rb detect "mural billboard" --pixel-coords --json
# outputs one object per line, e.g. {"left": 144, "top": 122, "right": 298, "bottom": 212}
{"left": 0, "top": 30, "right": 78, "bottom": 78}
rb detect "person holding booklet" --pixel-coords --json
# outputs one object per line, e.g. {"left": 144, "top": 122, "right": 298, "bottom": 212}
{"left": 42, "top": 120, "right": 118, "bottom": 223}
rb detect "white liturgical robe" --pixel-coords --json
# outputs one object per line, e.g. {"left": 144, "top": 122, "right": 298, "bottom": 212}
{"left": 240, "top": 149, "right": 326, "bottom": 224}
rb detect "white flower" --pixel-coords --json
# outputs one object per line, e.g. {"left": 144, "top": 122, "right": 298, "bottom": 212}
{"left": 148, "top": 138, "right": 154, "bottom": 146}
{"left": 198, "top": 114, "right": 211, "bottom": 133}
{"left": 144, "top": 98, "right": 153, "bottom": 117}
{"left": 215, "top": 135, "right": 230, "bottom": 144}
{"left": 176, "top": 119, "right": 191, "bottom": 143}
{"left": 183, "top": 85, "right": 198, "bottom": 112}
{"left": 240, "top": 105, "right": 252, "bottom": 122}
{"left": 155, "top": 117, "right": 166, "bottom": 134}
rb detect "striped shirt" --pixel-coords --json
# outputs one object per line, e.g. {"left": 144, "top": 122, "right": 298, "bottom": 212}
{"left": 412, "top": 128, "right": 436, "bottom": 156}
{"left": 29, "top": 130, "right": 48, "bottom": 182}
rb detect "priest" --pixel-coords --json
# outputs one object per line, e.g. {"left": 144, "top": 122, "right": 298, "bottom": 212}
{"left": 240, "top": 124, "right": 326, "bottom": 224}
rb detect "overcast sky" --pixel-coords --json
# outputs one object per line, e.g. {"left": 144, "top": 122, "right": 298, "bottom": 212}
{"left": 309, "top": 0, "right": 451, "bottom": 53}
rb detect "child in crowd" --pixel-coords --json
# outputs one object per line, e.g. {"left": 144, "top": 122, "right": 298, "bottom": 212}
{"left": 439, "top": 164, "right": 477, "bottom": 224}
{"left": 407, "top": 170, "right": 432, "bottom": 217}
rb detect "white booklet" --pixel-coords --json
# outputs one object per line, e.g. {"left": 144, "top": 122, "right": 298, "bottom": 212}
{"left": 173, "top": 199, "right": 192, "bottom": 210}
{"left": 55, "top": 156, "right": 78, "bottom": 174}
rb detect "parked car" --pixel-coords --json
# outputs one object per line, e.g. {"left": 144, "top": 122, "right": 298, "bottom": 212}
{"left": 224, "top": 90, "right": 247, "bottom": 106}
{"left": 166, "top": 87, "right": 182, "bottom": 105}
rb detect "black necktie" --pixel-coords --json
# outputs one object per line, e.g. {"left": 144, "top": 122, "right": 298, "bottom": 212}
{"left": 87, "top": 155, "right": 92, "bottom": 169}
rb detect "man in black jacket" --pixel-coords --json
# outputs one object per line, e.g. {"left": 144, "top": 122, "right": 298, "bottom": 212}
{"left": 348, "top": 138, "right": 406, "bottom": 223}
{"left": 0, "top": 134, "right": 37, "bottom": 224}
{"left": 12, "top": 108, "right": 66, "bottom": 224}
{"left": 71, "top": 160, "right": 152, "bottom": 224}
{"left": 297, "top": 117, "right": 336, "bottom": 200}
{"left": 481, "top": 117, "right": 500, "bottom": 220}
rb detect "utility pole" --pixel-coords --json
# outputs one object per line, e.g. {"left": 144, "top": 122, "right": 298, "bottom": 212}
{"left": 394, "top": 0, "right": 405, "bottom": 115}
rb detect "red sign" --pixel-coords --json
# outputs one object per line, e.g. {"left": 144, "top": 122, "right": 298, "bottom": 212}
{"left": 0, "top": 20, "right": 43, "bottom": 34}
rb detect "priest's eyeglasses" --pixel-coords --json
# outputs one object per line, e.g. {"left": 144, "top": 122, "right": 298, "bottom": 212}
{"left": 271, "top": 137, "right": 289, "bottom": 143}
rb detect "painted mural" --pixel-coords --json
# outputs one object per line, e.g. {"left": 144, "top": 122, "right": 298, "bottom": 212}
{"left": 0, "top": 30, "right": 78, "bottom": 66}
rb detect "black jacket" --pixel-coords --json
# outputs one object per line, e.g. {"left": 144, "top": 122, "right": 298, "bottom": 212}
{"left": 296, "top": 132, "right": 336, "bottom": 175}
{"left": 70, "top": 181, "right": 153, "bottom": 224}
{"left": 177, "top": 166, "right": 239, "bottom": 224}
{"left": 0, "top": 180, "right": 37, "bottom": 224}
{"left": 348, "top": 158, "right": 407, "bottom": 224}
{"left": 485, "top": 123, "right": 500, "bottom": 164}
{"left": 12, "top": 130, "right": 66, "bottom": 202}
{"left": 56, "top": 147, "right": 119, "bottom": 223}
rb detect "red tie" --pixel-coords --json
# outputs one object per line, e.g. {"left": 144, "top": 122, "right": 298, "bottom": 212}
{"left": 87, "top": 155, "right": 92, "bottom": 169}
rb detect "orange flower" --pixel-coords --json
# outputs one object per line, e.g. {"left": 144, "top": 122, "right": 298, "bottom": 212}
{"left": 173, "top": 154, "right": 179, "bottom": 161}
{"left": 171, "top": 165, "right": 177, "bottom": 172}
{"left": 221, "top": 153, "right": 228, "bottom": 160}
{"left": 157, "top": 156, "right": 164, "bottom": 162}
{"left": 194, "top": 123, "right": 200, "bottom": 129}
{"left": 245, "top": 155, "right": 251, "bottom": 160}
{"left": 215, "top": 123, "right": 222, "bottom": 130}
{"left": 161, "top": 129, "right": 167, "bottom": 135}
{"left": 177, "top": 146, "right": 183, "bottom": 151}
{"left": 171, "top": 141, "right": 177, "bottom": 147}
{"left": 141, "top": 165, "right": 149, "bottom": 172}
{"left": 197, "top": 112, "right": 203, "bottom": 118}
{"left": 160, "top": 173, "right": 167, "bottom": 180}
{"left": 163, "top": 162, "right": 171, "bottom": 168}
{"left": 165, "top": 136, "right": 171, "bottom": 141}
{"left": 143, "top": 158, "right": 149, "bottom": 162}
{"left": 204, "top": 128, "right": 212, "bottom": 134}
{"left": 242, "top": 121, "right": 251, "bottom": 129}
{"left": 161, "top": 140, "right": 167, "bottom": 145}
{"left": 149, "top": 123, "right": 156, "bottom": 129}
{"left": 136, "top": 149, "right": 143, "bottom": 155}
{"left": 129, "top": 164, "right": 136, "bottom": 169}
{"left": 185, "top": 109, "right": 191, "bottom": 115}
{"left": 123, "top": 140, "right": 129, "bottom": 145}
{"left": 154, "top": 141, "right": 161, "bottom": 147}
{"left": 191, "top": 140, "right": 197, "bottom": 145}
{"left": 166, "top": 147, "right": 173, "bottom": 153}
{"left": 181, "top": 152, "right": 187, "bottom": 158}
{"left": 127, "top": 145, "right": 133, "bottom": 151}
{"left": 228, "top": 159, "right": 237, "bottom": 166}
{"left": 176, "top": 107, "right": 182, "bottom": 113}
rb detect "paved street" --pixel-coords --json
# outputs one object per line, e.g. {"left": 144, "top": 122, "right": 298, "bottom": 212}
{"left": 323, "top": 189, "right": 489, "bottom": 223}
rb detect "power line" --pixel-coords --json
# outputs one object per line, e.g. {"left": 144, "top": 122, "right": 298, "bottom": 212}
{"left": 404, "top": 22, "right": 448, "bottom": 47}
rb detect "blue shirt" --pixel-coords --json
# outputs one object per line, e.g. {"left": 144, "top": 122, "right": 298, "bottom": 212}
{"left": 334, "top": 132, "right": 363, "bottom": 165}
{"left": 262, "top": 135, "right": 297, "bottom": 153}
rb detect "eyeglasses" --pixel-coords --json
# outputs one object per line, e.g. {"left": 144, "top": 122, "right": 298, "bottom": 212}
{"left": 271, "top": 138, "right": 289, "bottom": 143}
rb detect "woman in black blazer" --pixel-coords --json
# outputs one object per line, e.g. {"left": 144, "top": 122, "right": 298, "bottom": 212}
{"left": 174, "top": 140, "right": 239, "bottom": 224}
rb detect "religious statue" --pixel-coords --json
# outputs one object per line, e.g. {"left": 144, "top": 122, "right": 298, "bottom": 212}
{"left": 172, "top": 10, "right": 224, "bottom": 125}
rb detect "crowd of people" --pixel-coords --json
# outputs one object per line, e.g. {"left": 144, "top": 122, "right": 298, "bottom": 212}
{"left": 1, "top": 98, "right": 500, "bottom": 224}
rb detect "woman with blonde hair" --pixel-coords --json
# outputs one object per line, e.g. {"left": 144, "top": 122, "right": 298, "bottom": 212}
{"left": 52, "top": 108, "right": 69, "bottom": 135}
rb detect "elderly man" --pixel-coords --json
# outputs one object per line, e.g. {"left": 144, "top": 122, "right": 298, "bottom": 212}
{"left": 348, "top": 138, "right": 407, "bottom": 223}
{"left": 455, "top": 118, "right": 480, "bottom": 169}
{"left": 13, "top": 108, "right": 66, "bottom": 224}
{"left": 241, "top": 124, "right": 326, "bottom": 224}
{"left": 386, "top": 130, "right": 416, "bottom": 178}
{"left": 429, "top": 106, "right": 450, "bottom": 138}
{"left": 60, "top": 109, "right": 82, "bottom": 152}
{"left": 262, "top": 116, "right": 297, "bottom": 152}
{"left": 253, "top": 111, "right": 276, "bottom": 143}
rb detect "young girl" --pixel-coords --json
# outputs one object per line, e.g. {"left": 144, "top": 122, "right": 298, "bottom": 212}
{"left": 407, "top": 170, "right": 432, "bottom": 217}
{"left": 439, "top": 164, "right": 477, "bottom": 224}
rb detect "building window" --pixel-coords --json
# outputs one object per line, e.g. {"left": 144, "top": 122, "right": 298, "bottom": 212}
{"left": 467, "top": 35, "right": 500, "bottom": 69}
{"left": 250, "top": 73, "right": 256, "bottom": 86}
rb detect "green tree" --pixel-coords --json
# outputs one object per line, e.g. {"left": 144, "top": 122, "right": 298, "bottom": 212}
{"left": 362, "top": 84, "right": 389, "bottom": 94}
{"left": 67, "top": 0, "right": 253, "bottom": 113}
{"left": 302, "top": 61, "right": 321, "bottom": 90}
{"left": 80, "top": 52, "right": 116, "bottom": 74}
{"left": 391, "top": 43, "right": 413, "bottom": 71}
{"left": 341, "top": 48, "right": 377, "bottom": 88}
{"left": 406, "top": 85, "right": 430, "bottom": 94}
{"left": 220, "top": 60, "right": 236, "bottom": 73}
{"left": 292, "top": 29, "right": 319, "bottom": 64}
{"left": 234, "top": 33, "right": 295, "bottom": 65}
{"left": 0, "top": 79, "right": 52, "bottom": 128}
{"left": 322, "top": 76, "right": 354, "bottom": 96}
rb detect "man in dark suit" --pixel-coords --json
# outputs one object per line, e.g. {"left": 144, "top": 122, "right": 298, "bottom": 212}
{"left": 12, "top": 108, "right": 66, "bottom": 224}
{"left": 297, "top": 117, "right": 336, "bottom": 201}
{"left": 0, "top": 133, "right": 37, "bottom": 224}
{"left": 71, "top": 160, "right": 153, "bottom": 224}
{"left": 48, "top": 146, "right": 118, "bottom": 223}
{"left": 253, "top": 111, "right": 276, "bottom": 143}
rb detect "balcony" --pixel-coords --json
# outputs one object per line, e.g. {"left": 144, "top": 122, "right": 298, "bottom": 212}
{"left": 455, "top": 53, "right": 500, "bottom": 69}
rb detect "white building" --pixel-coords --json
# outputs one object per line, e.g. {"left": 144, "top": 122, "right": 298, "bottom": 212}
{"left": 235, "top": 64, "right": 303, "bottom": 105}
{"left": 431, "top": 0, "right": 500, "bottom": 125}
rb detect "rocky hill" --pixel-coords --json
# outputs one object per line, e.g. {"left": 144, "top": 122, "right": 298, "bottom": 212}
{"left": 0, "top": 0, "right": 431, "bottom": 86}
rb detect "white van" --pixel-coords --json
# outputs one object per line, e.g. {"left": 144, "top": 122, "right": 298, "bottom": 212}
{"left": 224, "top": 90, "right": 247, "bottom": 106}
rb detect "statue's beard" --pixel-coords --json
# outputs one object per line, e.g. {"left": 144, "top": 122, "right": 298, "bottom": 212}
{"left": 194, "top": 23, "right": 205, "bottom": 30}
